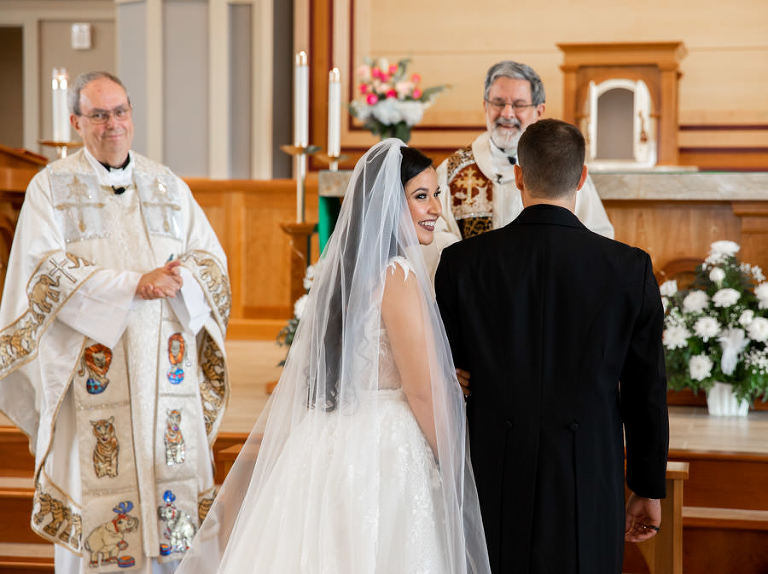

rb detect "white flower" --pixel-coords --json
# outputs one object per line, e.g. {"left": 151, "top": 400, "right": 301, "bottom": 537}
{"left": 719, "top": 327, "right": 748, "bottom": 375}
{"left": 371, "top": 98, "right": 403, "bottom": 125}
{"left": 663, "top": 325, "right": 690, "bottom": 350}
{"left": 659, "top": 280, "right": 677, "bottom": 297}
{"left": 709, "top": 267, "right": 726, "bottom": 284}
{"left": 704, "top": 252, "right": 726, "bottom": 267}
{"left": 756, "top": 283, "right": 768, "bottom": 309}
{"left": 349, "top": 100, "right": 372, "bottom": 121}
{"left": 395, "top": 80, "right": 414, "bottom": 98}
{"left": 683, "top": 290, "right": 709, "bottom": 314}
{"left": 747, "top": 317, "right": 768, "bottom": 343}
{"left": 398, "top": 101, "right": 428, "bottom": 126}
{"left": 689, "top": 354, "right": 713, "bottom": 382}
{"left": 712, "top": 288, "right": 740, "bottom": 308}
{"left": 710, "top": 240, "right": 740, "bottom": 257}
{"left": 739, "top": 309, "right": 755, "bottom": 327}
{"left": 694, "top": 316, "right": 721, "bottom": 341}
{"left": 661, "top": 296, "right": 669, "bottom": 313}
{"left": 303, "top": 264, "right": 317, "bottom": 291}
{"left": 293, "top": 294, "right": 308, "bottom": 320}
{"left": 753, "top": 265, "right": 766, "bottom": 283}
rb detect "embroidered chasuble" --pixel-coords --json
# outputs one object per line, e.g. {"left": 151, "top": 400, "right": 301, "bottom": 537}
{"left": 0, "top": 149, "right": 230, "bottom": 574}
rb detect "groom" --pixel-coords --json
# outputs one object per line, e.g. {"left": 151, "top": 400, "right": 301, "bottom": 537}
{"left": 435, "top": 119, "right": 668, "bottom": 573}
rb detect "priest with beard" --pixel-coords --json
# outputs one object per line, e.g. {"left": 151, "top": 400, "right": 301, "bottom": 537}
{"left": 423, "top": 60, "right": 614, "bottom": 276}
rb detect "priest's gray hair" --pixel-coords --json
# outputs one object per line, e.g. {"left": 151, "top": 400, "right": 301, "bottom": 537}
{"left": 484, "top": 61, "right": 545, "bottom": 106}
{"left": 69, "top": 71, "right": 131, "bottom": 115}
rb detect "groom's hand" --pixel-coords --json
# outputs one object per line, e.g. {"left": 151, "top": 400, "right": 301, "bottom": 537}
{"left": 456, "top": 369, "right": 471, "bottom": 398}
{"left": 624, "top": 493, "right": 661, "bottom": 542}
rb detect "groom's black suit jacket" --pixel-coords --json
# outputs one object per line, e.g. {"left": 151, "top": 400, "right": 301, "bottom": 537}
{"left": 436, "top": 204, "right": 668, "bottom": 574}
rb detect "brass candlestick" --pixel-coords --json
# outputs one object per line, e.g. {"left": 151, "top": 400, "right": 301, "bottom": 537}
{"left": 280, "top": 144, "right": 320, "bottom": 222}
{"left": 315, "top": 152, "right": 349, "bottom": 172}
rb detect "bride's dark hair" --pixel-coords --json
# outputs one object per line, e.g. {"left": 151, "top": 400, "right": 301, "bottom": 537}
{"left": 309, "top": 144, "right": 433, "bottom": 411}
{"left": 400, "top": 146, "right": 433, "bottom": 187}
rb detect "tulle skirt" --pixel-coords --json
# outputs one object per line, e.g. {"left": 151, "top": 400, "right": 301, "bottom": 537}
{"left": 216, "top": 389, "right": 448, "bottom": 573}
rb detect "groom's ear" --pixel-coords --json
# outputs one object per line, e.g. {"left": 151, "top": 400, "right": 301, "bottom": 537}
{"left": 576, "top": 165, "right": 588, "bottom": 191}
{"left": 514, "top": 164, "right": 525, "bottom": 192}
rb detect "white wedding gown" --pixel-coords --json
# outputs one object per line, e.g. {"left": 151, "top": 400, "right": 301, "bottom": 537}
{"left": 215, "top": 327, "right": 448, "bottom": 573}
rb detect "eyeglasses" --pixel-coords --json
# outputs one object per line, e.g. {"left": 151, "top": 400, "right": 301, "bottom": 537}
{"left": 79, "top": 105, "right": 132, "bottom": 124}
{"left": 485, "top": 99, "right": 538, "bottom": 112}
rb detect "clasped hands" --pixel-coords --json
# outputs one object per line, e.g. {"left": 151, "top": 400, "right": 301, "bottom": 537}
{"left": 136, "top": 260, "right": 183, "bottom": 300}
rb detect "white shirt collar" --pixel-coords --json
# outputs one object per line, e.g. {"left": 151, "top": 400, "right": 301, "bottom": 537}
{"left": 82, "top": 146, "right": 134, "bottom": 187}
{"left": 472, "top": 131, "right": 517, "bottom": 184}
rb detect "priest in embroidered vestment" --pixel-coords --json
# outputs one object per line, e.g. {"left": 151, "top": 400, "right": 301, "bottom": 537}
{"left": 424, "top": 60, "right": 614, "bottom": 275}
{"left": 0, "top": 71, "right": 231, "bottom": 574}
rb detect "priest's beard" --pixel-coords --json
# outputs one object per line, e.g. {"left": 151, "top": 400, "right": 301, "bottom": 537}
{"left": 489, "top": 118, "right": 523, "bottom": 154}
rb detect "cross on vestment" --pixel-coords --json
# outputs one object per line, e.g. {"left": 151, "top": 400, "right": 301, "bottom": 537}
{"left": 47, "top": 257, "right": 78, "bottom": 284}
{"left": 66, "top": 175, "right": 93, "bottom": 201}
{"left": 454, "top": 166, "right": 489, "bottom": 207}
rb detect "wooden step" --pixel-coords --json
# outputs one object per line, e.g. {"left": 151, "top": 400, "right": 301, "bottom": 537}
{"left": 0, "top": 477, "right": 37, "bottom": 545}
{"left": 683, "top": 506, "right": 768, "bottom": 531}
{"left": 0, "top": 543, "right": 53, "bottom": 573}
{"left": 681, "top": 509, "right": 768, "bottom": 573}
{"left": 0, "top": 428, "right": 33, "bottom": 478}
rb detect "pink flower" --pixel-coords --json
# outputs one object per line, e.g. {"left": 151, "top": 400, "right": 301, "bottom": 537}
{"left": 411, "top": 73, "right": 421, "bottom": 84}
{"left": 388, "top": 64, "right": 398, "bottom": 75}
{"left": 356, "top": 64, "right": 371, "bottom": 80}
{"left": 366, "top": 93, "right": 379, "bottom": 105}
{"left": 379, "top": 73, "right": 389, "bottom": 83}
{"left": 412, "top": 88, "right": 422, "bottom": 99}
{"left": 385, "top": 89, "right": 397, "bottom": 99}
{"left": 371, "top": 67, "right": 381, "bottom": 79}
{"left": 359, "top": 83, "right": 369, "bottom": 95}
{"left": 395, "top": 81, "right": 413, "bottom": 98}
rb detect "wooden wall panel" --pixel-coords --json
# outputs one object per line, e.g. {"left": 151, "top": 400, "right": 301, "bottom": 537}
{"left": 678, "top": 148, "right": 768, "bottom": 171}
{"left": 603, "top": 200, "right": 742, "bottom": 272}
{"left": 187, "top": 178, "right": 319, "bottom": 338}
{"left": 304, "top": 0, "right": 768, "bottom": 170}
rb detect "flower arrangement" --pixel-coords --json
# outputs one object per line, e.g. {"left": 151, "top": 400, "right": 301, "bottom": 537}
{"left": 349, "top": 58, "right": 446, "bottom": 143}
{"left": 662, "top": 240, "right": 768, "bottom": 404}
{"left": 276, "top": 263, "right": 318, "bottom": 366}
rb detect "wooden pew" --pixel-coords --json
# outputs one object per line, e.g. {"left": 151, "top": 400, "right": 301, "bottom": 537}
{"left": 624, "top": 461, "right": 689, "bottom": 574}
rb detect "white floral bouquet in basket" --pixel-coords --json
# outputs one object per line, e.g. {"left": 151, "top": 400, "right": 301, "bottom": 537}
{"left": 662, "top": 240, "right": 768, "bottom": 404}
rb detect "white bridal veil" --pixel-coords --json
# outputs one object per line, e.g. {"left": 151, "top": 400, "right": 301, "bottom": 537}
{"left": 176, "top": 139, "right": 490, "bottom": 573}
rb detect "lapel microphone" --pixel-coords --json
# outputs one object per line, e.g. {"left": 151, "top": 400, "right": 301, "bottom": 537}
{"left": 100, "top": 157, "right": 130, "bottom": 195}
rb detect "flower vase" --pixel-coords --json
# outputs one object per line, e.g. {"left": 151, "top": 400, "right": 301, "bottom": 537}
{"left": 706, "top": 382, "right": 749, "bottom": 416}
{"left": 380, "top": 122, "right": 411, "bottom": 144}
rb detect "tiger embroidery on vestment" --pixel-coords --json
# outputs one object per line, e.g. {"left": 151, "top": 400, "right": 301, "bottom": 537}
{"left": 91, "top": 416, "right": 119, "bottom": 478}
{"left": 164, "top": 409, "right": 185, "bottom": 465}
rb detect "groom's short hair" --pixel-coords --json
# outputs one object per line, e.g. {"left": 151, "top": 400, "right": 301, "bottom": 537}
{"left": 517, "top": 119, "right": 585, "bottom": 198}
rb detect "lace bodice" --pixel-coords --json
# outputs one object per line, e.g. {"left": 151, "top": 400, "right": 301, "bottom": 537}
{"left": 377, "top": 327, "right": 402, "bottom": 390}
{"left": 376, "top": 256, "right": 414, "bottom": 391}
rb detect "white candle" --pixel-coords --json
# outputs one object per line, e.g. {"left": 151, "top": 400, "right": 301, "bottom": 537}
{"left": 52, "top": 68, "right": 70, "bottom": 143}
{"left": 327, "top": 68, "right": 341, "bottom": 160}
{"left": 294, "top": 51, "right": 309, "bottom": 148}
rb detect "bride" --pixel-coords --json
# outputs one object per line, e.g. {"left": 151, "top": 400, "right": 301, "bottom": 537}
{"left": 177, "top": 139, "right": 490, "bottom": 573}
